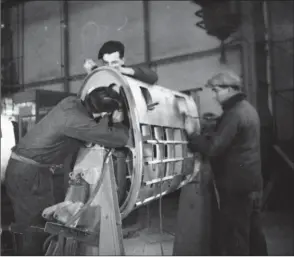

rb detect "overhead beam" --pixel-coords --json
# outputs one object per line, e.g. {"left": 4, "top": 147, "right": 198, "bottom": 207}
{"left": 1, "top": 0, "right": 34, "bottom": 9}
{"left": 2, "top": 43, "right": 240, "bottom": 94}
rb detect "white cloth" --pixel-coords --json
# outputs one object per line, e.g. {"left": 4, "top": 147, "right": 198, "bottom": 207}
{"left": 1, "top": 115, "right": 16, "bottom": 183}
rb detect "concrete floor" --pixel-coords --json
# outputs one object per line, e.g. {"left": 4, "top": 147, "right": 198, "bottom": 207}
{"left": 1, "top": 189, "right": 293, "bottom": 255}
{"left": 123, "top": 195, "right": 178, "bottom": 256}
{"left": 264, "top": 212, "right": 293, "bottom": 256}
{"left": 1, "top": 160, "right": 293, "bottom": 256}
{"left": 122, "top": 149, "right": 294, "bottom": 256}
{"left": 122, "top": 192, "right": 293, "bottom": 256}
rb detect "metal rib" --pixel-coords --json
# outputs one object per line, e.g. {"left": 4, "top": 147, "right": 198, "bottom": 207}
{"left": 145, "top": 139, "right": 188, "bottom": 145}
{"left": 145, "top": 156, "right": 193, "bottom": 165}
{"left": 143, "top": 175, "right": 175, "bottom": 185}
{"left": 135, "top": 191, "right": 168, "bottom": 206}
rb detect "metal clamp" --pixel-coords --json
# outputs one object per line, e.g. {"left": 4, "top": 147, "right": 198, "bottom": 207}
{"left": 2, "top": 223, "right": 45, "bottom": 234}
{"left": 44, "top": 222, "right": 100, "bottom": 247}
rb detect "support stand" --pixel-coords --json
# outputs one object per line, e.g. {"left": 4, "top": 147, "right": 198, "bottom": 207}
{"left": 43, "top": 147, "right": 125, "bottom": 255}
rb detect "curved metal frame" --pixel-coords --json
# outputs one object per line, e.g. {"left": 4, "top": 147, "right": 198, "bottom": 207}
{"left": 78, "top": 66, "right": 143, "bottom": 218}
{"left": 78, "top": 66, "right": 203, "bottom": 218}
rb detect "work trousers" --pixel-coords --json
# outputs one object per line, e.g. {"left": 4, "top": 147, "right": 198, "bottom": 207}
{"left": 217, "top": 190, "right": 268, "bottom": 256}
{"left": 5, "top": 158, "right": 54, "bottom": 256}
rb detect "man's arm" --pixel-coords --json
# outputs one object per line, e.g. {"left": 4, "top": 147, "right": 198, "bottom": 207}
{"left": 120, "top": 66, "right": 158, "bottom": 85}
{"left": 187, "top": 112, "right": 239, "bottom": 157}
{"left": 132, "top": 66, "right": 158, "bottom": 85}
{"left": 63, "top": 115, "right": 129, "bottom": 148}
{"left": 83, "top": 59, "right": 158, "bottom": 84}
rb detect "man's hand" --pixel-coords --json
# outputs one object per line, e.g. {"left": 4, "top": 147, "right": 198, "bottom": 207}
{"left": 112, "top": 110, "right": 124, "bottom": 123}
{"left": 200, "top": 112, "right": 219, "bottom": 136}
{"left": 184, "top": 115, "right": 198, "bottom": 136}
{"left": 84, "top": 59, "right": 98, "bottom": 74}
{"left": 117, "top": 66, "right": 135, "bottom": 76}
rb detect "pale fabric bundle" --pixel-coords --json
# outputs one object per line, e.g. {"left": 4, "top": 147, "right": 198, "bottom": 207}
{"left": 1, "top": 115, "right": 16, "bottom": 183}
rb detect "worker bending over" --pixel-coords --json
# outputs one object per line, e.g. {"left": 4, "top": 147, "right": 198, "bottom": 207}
{"left": 4, "top": 85, "right": 129, "bottom": 256}
{"left": 184, "top": 71, "right": 268, "bottom": 255}
{"left": 84, "top": 40, "right": 158, "bottom": 85}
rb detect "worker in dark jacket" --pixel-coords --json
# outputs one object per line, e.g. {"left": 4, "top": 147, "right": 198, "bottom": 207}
{"left": 84, "top": 40, "right": 158, "bottom": 85}
{"left": 184, "top": 71, "right": 268, "bottom": 255}
{"left": 4, "top": 85, "right": 129, "bottom": 255}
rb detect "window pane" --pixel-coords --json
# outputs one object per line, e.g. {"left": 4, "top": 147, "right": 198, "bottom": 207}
{"left": 149, "top": 1, "right": 220, "bottom": 60}
{"left": 68, "top": 1, "right": 145, "bottom": 76}
{"left": 23, "top": 1, "right": 62, "bottom": 83}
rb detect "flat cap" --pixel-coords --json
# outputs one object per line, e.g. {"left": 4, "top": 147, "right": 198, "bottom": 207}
{"left": 206, "top": 71, "right": 242, "bottom": 88}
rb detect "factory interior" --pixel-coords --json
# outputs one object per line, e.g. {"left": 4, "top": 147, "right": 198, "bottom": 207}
{"left": 1, "top": 0, "right": 293, "bottom": 255}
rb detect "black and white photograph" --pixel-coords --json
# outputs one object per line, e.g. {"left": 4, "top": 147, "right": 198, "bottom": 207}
{"left": 1, "top": 0, "right": 293, "bottom": 255}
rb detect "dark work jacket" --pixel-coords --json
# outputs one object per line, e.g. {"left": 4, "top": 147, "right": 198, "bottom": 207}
{"left": 14, "top": 96, "right": 129, "bottom": 165}
{"left": 126, "top": 66, "right": 158, "bottom": 85}
{"left": 187, "top": 93, "right": 263, "bottom": 193}
{"left": 90, "top": 64, "right": 158, "bottom": 85}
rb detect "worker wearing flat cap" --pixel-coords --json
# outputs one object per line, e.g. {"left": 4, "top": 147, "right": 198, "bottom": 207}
{"left": 4, "top": 85, "right": 129, "bottom": 255}
{"left": 184, "top": 71, "right": 268, "bottom": 255}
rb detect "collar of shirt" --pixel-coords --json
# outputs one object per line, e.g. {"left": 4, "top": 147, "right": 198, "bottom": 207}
{"left": 222, "top": 92, "right": 246, "bottom": 111}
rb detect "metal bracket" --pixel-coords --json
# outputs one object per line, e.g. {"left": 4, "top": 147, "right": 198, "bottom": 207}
{"left": 147, "top": 101, "right": 159, "bottom": 110}
{"left": 44, "top": 222, "right": 100, "bottom": 247}
{"left": 196, "top": 20, "right": 206, "bottom": 30}
{"left": 3, "top": 223, "right": 45, "bottom": 234}
{"left": 195, "top": 9, "right": 204, "bottom": 19}
{"left": 140, "top": 86, "right": 159, "bottom": 111}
